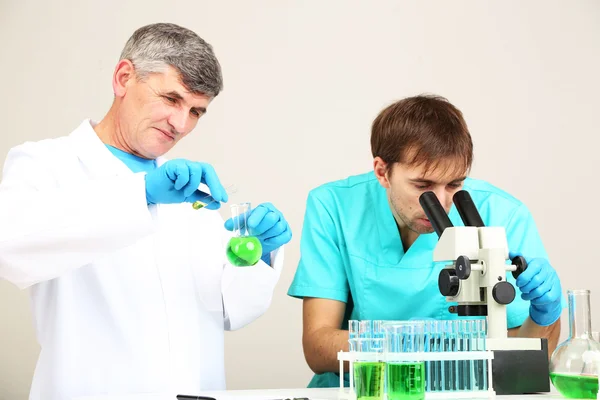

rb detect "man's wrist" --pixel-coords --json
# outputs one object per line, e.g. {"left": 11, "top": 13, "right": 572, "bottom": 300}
{"left": 530, "top": 302, "right": 562, "bottom": 327}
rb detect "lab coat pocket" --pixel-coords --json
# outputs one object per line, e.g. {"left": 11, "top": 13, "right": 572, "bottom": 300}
{"left": 191, "top": 260, "right": 224, "bottom": 313}
{"left": 187, "top": 227, "right": 225, "bottom": 313}
{"left": 156, "top": 204, "right": 225, "bottom": 313}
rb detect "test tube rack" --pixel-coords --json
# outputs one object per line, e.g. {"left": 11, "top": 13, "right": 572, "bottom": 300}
{"left": 336, "top": 349, "right": 496, "bottom": 400}
{"left": 339, "top": 319, "right": 496, "bottom": 400}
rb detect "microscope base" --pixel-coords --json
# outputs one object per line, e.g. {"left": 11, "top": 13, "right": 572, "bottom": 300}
{"left": 491, "top": 338, "right": 550, "bottom": 395}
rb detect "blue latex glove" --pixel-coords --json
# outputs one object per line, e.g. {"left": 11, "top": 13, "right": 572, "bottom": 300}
{"left": 511, "top": 253, "right": 563, "bottom": 326}
{"left": 144, "top": 159, "right": 227, "bottom": 208}
{"left": 224, "top": 202, "right": 292, "bottom": 264}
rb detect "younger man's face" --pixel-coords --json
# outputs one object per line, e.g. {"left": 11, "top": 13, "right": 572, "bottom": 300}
{"left": 378, "top": 158, "right": 467, "bottom": 234}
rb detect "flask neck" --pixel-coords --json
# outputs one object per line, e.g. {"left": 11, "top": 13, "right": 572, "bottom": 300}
{"left": 230, "top": 203, "right": 252, "bottom": 237}
{"left": 569, "top": 290, "right": 593, "bottom": 339}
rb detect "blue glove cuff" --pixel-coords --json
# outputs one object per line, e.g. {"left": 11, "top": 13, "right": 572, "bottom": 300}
{"left": 529, "top": 302, "right": 562, "bottom": 327}
{"left": 143, "top": 175, "right": 154, "bottom": 205}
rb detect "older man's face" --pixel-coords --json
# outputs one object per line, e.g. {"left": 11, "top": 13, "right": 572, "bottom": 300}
{"left": 117, "top": 66, "right": 212, "bottom": 159}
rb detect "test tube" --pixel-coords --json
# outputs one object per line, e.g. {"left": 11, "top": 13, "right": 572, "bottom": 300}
{"left": 349, "top": 320, "right": 360, "bottom": 340}
{"left": 437, "top": 321, "right": 446, "bottom": 391}
{"left": 468, "top": 320, "right": 475, "bottom": 392}
{"left": 457, "top": 320, "right": 467, "bottom": 391}
{"left": 475, "top": 319, "right": 488, "bottom": 391}
{"left": 359, "top": 320, "right": 373, "bottom": 339}
{"left": 356, "top": 337, "right": 371, "bottom": 353}
{"left": 456, "top": 320, "right": 464, "bottom": 391}
{"left": 459, "top": 320, "right": 475, "bottom": 392}
{"left": 444, "top": 320, "right": 457, "bottom": 391}
{"left": 192, "top": 184, "right": 238, "bottom": 210}
{"left": 372, "top": 337, "right": 385, "bottom": 355}
{"left": 452, "top": 320, "right": 464, "bottom": 391}
{"left": 422, "top": 321, "right": 432, "bottom": 392}
{"left": 373, "top": 320, "right": 385, "bottom": 339}
{"left": 433, "top": 321, "right": 442, "bottom": 392}
{"left": 372, "top": 336, "right": 384, "bottom": 353}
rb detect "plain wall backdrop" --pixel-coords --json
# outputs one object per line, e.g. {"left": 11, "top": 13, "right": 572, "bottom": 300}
{"left": 1, "top": 1, "right": 599, "bottom": 399}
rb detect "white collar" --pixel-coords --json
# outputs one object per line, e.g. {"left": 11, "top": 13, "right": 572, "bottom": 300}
{"left": 69, "top": 119, "right": 168, "bottom": 177}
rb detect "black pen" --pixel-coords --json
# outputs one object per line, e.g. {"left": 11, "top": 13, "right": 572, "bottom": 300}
{"left": 176, "top": 395, "right": 308, "bottom": 400}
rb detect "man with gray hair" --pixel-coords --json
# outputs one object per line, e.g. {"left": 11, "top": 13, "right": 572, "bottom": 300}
{"left": 0, "top": 23, "right": 292, "bottom": 400}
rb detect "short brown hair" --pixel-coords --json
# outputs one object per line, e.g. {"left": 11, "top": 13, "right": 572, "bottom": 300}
{"left": 371, "top": 94, "right": 473, "bottom": 175}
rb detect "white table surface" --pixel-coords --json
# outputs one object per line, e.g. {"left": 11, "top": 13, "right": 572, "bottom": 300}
{"left": 71, "top": 387, "right": 569, "bottom": 400}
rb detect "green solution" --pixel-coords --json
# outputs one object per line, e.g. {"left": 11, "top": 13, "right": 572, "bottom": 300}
{"left": 550, "top": 373, "right": 599, "bottom": 399}
{"left": 387, "top": 362, "right": 426, "bottom": 400}
{"left": 192, "top": 201, "right": 206, "bottom": 210}
{"left": 353, "top": 362, "right": 385, "bottom": 400}
{"left": 226, "top": 236, "right": 262, "bottom": 266}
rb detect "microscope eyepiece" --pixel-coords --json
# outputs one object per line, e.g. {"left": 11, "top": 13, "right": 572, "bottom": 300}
{"left": 453, "top": 190, "right": 485, "bottom": 227}
{"left": 419, "top": 191, "right": 453, "bottom": 237}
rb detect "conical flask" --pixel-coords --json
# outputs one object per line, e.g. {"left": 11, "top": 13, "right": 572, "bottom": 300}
{"left": 550, "top": 290, "right": 600, "bottom": 398}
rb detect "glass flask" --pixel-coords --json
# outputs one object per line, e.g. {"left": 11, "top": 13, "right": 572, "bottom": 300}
{"left": 226, "top": 202, "right": 262, "bottom": 267}
{"left": 549, "top": 289, "right": 600, "bottom": 399}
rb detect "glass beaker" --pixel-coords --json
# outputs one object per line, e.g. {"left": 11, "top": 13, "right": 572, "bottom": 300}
{"left": 550, "top": 290, "right": 600, "bottom": 398}
{"left": 354, "top": 338, "right": 385, "bottom": 400}
{"left": 384, "top": 321, "right": 426, "bottom": 400}
{"left": 226, "top": 203, "right": 262, "bottom": 267}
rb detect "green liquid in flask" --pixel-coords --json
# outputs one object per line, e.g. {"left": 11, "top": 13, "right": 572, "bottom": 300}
{"left": 354, "top": 362, "right": 385, "bottom": 400}
{"left": 227, "top": 236, "right": 262, "bottom": 266}
{"left": 550, "top": 373, "right": 599, "bottom": 399}
{"left": 387, "top": 362, "right": 426, "bottom": 400}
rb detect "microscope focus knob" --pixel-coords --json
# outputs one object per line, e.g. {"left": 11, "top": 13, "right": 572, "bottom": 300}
{"left": 492, "top": 281, "right": 516, "bottom": 305}
{"left": 439, "top": 269, "right": 460, "bottom": 297}
{"left": 511, "top": 256, "right": 528, "bottom": 279}
{"left": 455, "top": 255, "right": 471, "bottom": 280}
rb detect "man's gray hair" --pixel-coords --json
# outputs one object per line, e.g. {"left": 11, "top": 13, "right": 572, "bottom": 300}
{"left": 119, "top": 23, "right": 223, "bottom": 97}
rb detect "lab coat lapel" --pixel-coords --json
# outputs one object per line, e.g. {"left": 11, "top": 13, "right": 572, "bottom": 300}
{"left": 68, "top": 119, "right": 135, "bottom": 178}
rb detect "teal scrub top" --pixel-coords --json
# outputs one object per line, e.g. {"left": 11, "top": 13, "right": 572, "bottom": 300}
{"left": 288, "top": 171, "right": 550, "bottom": 388}
{"left": 105, "top": 145, "right": 156, "bottom": 173}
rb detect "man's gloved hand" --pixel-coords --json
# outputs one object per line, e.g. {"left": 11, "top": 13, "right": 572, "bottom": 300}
{"left": 145, "top": 159, "right": 227, "bottom": 208}
{"left": 224, "top": 202, "right": 292, "bottom": 264}
{"left": 511, "top": 253, "right": 563, "bottom": 326}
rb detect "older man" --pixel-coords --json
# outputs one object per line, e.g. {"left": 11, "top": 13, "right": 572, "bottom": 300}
{"left": 0, "top": 23, "right": 291, "bottom": 400}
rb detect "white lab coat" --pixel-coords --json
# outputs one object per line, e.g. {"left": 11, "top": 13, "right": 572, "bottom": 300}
{"left": 0, "top": 120, "right": 284, "bottom": 400}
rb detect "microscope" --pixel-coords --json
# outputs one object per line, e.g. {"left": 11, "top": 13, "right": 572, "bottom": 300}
{"left": 420, "top": 190, "right": 550, "bottom": 395}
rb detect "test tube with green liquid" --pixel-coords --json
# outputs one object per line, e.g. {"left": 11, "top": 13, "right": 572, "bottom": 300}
{"left": 192, "top": 184, "right": 238, "bottom": 210}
